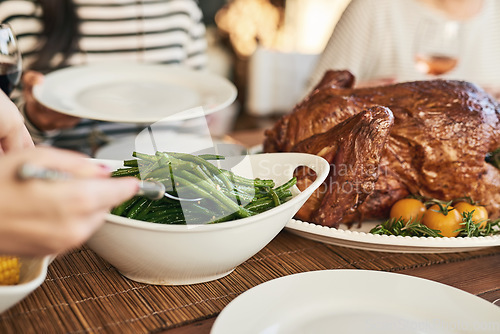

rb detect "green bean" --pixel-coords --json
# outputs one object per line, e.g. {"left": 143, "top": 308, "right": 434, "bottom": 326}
{"left": 222, "top": 188, "right": 255, "bottom": 203}
{"left": 123, "top": 159, "right": 139, "bottom": 167}
{"left": 158, "top": 152, "right": 234, "bottom": 192}
{"left": 268, "top": 187, "right": 281, "bottom": 206}
{"left": 148, "top": 212, "right": 186, "bottom": 224}
{"left": 138, "top": 160, "right": 160, "bottom": 178}
{"left": 127, "top": 198, "right": 150, "bottom": 219}
{"left": 145, "top": 205, "right": 183, "bottom": 218}
{"left": 175, "top": 170, "right": 252, "bottom": 218}
{"left": 245, "top": 190, "right": 293, "bottom": 213}
{"left": 112, "top": 167, "right": 140, "bottom": 177}
{"left": 147, "top": 204, "right": 220, "bottom": 224}
{"left": 200, "top": 164, "right": 227, "bottom": 189}
{"left": 144, "top": 166, "right": 173, "bottom": 180}
{"left": 172, "top": 163, "right": 216, "bottom": 187}
{"left": 207, "top": 212, "right": 239, "bottom": 224}
{"left": 150, "top": 197, "right": 182, "bottom": 209}
{"left": 111, "top": 197, "right": 140, "bottom": 216}
{"left": 244, "top": 198, "right": 274, "bottom": 213}
{"left": 167, "top": 152, "right": 236, "bottom": 191}
{"left": 198, "top": 154, "right": 225, "bottom": 160}
{"left": 132, "top": 151, "right": 158, "bottom": 162}
{"left": 134, "top": 200, "right": 156, "bottom": 220}
{"left": 192, "top": 203, "right": 215, "bottom": 216}
{"left": 274, "top": 177, "right": 297, "bottom": 192}
{"left": 233, "top": 183, "right": 261, "bottom": 196}
{"left": 221, "top": 170, "right": 275, "bottom": 188}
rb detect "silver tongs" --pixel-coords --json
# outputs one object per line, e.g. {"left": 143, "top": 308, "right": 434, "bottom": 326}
{"left": 17, "top": 163, "right": 201, "bottom": 202}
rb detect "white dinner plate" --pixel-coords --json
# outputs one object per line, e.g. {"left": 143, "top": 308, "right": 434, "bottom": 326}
{"left": 211, "top": 270, "right": 500, "bottom": 334}
{"left": 286, "top": 219, "right": 500, "bottom": 253}
{"left": 33, "top": 62, "right": 237, "bottom": 123}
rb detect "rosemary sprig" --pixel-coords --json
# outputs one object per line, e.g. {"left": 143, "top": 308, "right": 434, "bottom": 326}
{"left": 370, "top": 218, "right": 443, "bottom": 238}
{"left": 456, "top": 211, "right": 500, "bottom": 237}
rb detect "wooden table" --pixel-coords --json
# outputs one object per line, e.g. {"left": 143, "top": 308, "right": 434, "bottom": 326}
{"left": 1, "top": 128, "right": 499, "bottom": 334}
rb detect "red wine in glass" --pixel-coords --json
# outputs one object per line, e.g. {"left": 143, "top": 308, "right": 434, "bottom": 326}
{"left": 0, "top": 62, "right": 21, "bottom": 96}
{"left": 0, "top": 23, "right": 22, "bottom": 96}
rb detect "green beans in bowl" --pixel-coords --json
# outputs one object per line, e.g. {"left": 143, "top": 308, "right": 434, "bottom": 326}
{"left": 86, "top": 152, "right": 329, "bottom": 285}
{"left": 111, "top": 151, "right": 299, "bottom": 224}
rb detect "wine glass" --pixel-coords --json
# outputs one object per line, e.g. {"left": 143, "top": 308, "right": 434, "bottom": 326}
{"left": 0, "top": 23, "right": 22, "bottom": 96}
{"left": 414, "top": 18, "right": 461, "bottom": 76}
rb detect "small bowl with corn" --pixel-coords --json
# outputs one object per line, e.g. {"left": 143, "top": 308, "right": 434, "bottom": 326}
{"left": 0, "top": 255, "right": 51, "bottom": 314}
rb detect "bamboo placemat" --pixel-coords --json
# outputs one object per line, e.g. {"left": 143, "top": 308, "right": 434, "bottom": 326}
{"left": 1, "top": 230, "right": 499, "bottom": 334}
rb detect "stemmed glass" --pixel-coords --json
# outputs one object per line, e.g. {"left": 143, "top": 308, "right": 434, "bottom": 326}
{"left": 414, "top": 18, "right": 461, "bottom": 76}
{"left": 0, "top": 23, "right": 22, "bottom": 96}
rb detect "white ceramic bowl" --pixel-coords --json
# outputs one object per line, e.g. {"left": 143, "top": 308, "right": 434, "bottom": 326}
{"left": 0, "top": 256, "right": 50, "bottom": 313}
{"left": 87, "top": 153, "right": 329, "bottom": 285}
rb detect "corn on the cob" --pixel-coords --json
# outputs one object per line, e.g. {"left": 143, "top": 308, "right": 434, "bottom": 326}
{"left": 0, "top": 256, "right": 20, "bottom": 285}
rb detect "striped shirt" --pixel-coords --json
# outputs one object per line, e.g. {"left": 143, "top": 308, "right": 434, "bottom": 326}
{"left": 0, "top": 0, "right": 207, "bottom": 155}
{"left": 306, "top": 0, "right": 500, "bottom": 96}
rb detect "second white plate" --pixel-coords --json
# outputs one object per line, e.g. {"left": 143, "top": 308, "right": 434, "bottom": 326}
{"left": 33, "top": 62, "right": 237, "bottom": 123}
{"left": 211, "top": 270, "right": 500, "bottom": 334}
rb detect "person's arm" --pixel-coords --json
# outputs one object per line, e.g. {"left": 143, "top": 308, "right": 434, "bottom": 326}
{"left": 305, "top": 0, "right": 378, "bottom": 92}
{"left": 0, "top": 146, "right": 139, "bottom": 256}
{"left": 0, "top": 90, "right": 34, "bottom": 153}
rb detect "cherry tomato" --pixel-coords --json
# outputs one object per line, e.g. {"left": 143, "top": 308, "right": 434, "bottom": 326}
{"left": 454, "top": 202, "right": 489, "bottom": 229}
{"left": 389, "top": 198, "right": 426, "bottom": 222}
{"left": 422, "top": 204, "right": 462, "bottom": 237}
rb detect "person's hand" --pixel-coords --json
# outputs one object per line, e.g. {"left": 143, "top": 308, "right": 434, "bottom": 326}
{"left": 0, "top": 146, "right": 140, "bottom": 256}
{"left": 22, "top": 70, "right": 81, "bottom": 131}
{"left": 0, "top": 91, "right": 34, "bottom": 153}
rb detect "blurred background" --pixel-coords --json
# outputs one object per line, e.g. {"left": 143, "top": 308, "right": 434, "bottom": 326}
{"left": 199, "top": 0, "right": 351, "bottom": 133}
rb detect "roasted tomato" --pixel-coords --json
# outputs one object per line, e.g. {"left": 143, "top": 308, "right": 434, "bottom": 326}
{"left": 422, "top": 204, "right": 462, "bottom": 237}
{"left": 454, "top": 202, "right": 489, "bottom": 229}
{"left": 389, "top": 198, "right": 426, "bottom": 222}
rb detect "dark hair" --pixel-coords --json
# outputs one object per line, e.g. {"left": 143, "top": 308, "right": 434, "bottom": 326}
{"left": 30, "top": 0, "right": 80, "bottom": 72}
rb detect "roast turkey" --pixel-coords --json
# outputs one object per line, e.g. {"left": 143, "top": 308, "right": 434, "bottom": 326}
{"left": 263, "top": 70, "right": 500, "bottom": 228}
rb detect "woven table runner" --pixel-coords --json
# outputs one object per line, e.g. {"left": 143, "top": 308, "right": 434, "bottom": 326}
{"left": 1, "top": 230, "right": 498, "bottom": 334}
